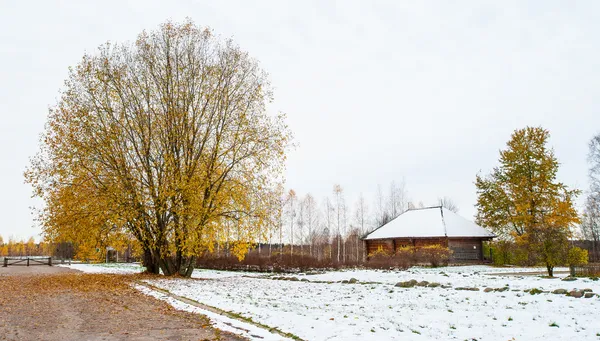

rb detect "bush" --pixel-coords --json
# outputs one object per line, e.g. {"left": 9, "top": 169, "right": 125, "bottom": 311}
{"left": 415, "top": 245, "right": 452, "bottom": 267}
{"left": 395, "top": 246, "right": 416, "bottom": 268}
{"left": 365, "top": 245, "right": 452, "bottom": 269}
{"left": 195, "top": 250, "right": 342, "bottom": 273}
{"left": 568, "top": 247, "right": 589, "bottom": 267}
{"left": 365, "top": 248, "right": 397, "bottom": 269}
{"left": 490, "top": 240, "right": 537, "bottom": 266}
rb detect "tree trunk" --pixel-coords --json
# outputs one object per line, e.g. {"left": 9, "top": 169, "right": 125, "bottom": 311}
{"left": 179, "top": 256, "right": 196, "bottom": 277}
{"left": 547, "top": 265, "right": 554, "bottom": 277}
{"left": 142, "top": 249, "right": 160, "bottom": 274}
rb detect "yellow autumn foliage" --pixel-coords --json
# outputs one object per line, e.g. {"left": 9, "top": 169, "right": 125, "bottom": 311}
{"left": 25, "top": 20, "right": 291, "bottom": 276}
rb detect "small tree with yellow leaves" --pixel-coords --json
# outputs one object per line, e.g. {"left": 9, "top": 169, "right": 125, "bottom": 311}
{"left": 476, "top": 127, "right": 580, "bottom": 276}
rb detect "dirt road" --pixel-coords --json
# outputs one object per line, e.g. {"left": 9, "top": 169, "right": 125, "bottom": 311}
{"left": 0, "top": 266, "right": 243, "bottom": 341}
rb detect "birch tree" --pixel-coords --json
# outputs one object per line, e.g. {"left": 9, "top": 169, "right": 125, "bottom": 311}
{"left": 286, "top": 189, "right": 297, "bottom": 258}
{"left": 323, "top": 197, "right": 333, "bottom": 260}
{"left": 375, "top": 184, "right": 388, "bottom": 227}
{"left": 302, "top": 193, "right": 319, "bottom": 257}
{"left": 354, "top": 193, "right": 369, "bottom": 261}
{"left": 582, "top": 133, "right": 600, "bottom": 258}
{"left": 333, "top": 184, "right": 344, "bottom": 263}
{"left": 388, "top": 180, "right": 407, "bottom": 219}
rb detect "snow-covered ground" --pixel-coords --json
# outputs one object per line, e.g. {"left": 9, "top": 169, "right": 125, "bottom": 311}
{"left": 133, "top": 284, "right": 282, "bottom": 340}
{"left": 65, "top": 264, "right": 600, "bottom": 341}
{"left": 60, "top": 262, "right": 146, "bottom": 274}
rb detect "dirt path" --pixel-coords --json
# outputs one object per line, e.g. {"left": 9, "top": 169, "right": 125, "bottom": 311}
{"left": 0, "top": 266, "right": 244, "bottom": 341}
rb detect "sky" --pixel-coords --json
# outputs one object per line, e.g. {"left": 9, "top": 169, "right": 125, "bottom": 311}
{"left": 1, "top": 1, "right": 599, "bottom": 240}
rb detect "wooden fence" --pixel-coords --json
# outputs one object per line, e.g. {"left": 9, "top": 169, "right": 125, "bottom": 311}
{"left": 570, "top": 264, "right": 600, "bottom": 277}
{"left": 2, "top": 257, "right": 52, "bottom": 267}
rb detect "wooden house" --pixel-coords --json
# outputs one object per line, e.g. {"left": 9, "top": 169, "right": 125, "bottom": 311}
{"left": 363, "top": 206, "right": 495, "bottom": 262}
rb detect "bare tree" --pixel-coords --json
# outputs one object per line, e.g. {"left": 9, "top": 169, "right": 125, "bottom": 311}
{"left": 589, "top": 133, "right": 600, "bottom": 193}
{"left": 323, "top": 197, "right": 334, "bottom": 260}
{"left": 388, "top": 180, "right": 407, "bottom": 219}
{"left": 303, "top": 194, "right": 319, "bottom": 257}
{"left": 286, "top": 189, "right": 297, "bottom": 258}
{"left": 583, "top": 133, "right": 600, "bottom": 259}
{"left": 438, "top": 196, "right": 459, "bottom": 213}
{"left": 354, "top": 193, "right": 369, "bottom": 261}
{"left": 333, "top": 184, "right": 344, "bottom": 263}
{"left": 375, "top": 184, "right": 388, "bottom": 227}
{"left": 581, "top": 194, "right": 600, "bottom": 255}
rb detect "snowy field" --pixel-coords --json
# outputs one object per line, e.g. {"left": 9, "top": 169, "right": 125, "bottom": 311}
{"left": 66, "top": 263, "right": 600, "bottom": 341}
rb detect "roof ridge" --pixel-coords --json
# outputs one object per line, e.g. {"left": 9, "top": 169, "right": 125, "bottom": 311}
{"left": 407, "top": 205, "right": 442, "bottom": 211}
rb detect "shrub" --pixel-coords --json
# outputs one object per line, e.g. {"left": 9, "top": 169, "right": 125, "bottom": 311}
{"left": 416, "top": 245, "right": 452, "bottom": 267}
{"left": 394, "top": 246, "right": 416, "bottom": 268}
{"left": 365, "top": 248, "right": 396, "bottom": 269}
{"left": 568, "top": 247, "right": 588, "bottom": 267}
{"left": 490, "top": 240, "right": 538, "bottom": 266}
{"left": 195, "top": 250, "right": 342, "bottom": 272}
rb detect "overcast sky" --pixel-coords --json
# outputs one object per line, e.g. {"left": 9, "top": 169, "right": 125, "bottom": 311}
{"left": 1, "top": 1, "right": 599, "bottom": 240}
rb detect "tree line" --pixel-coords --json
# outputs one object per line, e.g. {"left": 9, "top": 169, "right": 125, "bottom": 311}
{"left": 0, "top": 236, "right": 49, "bottom": 257}
{"left": 217, "top": 181, "right": 459, "bottom": 265}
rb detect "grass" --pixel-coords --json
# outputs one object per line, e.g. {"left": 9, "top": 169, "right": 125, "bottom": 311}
{"left": 529, "top": 288, "right": 543, "bottom": 295}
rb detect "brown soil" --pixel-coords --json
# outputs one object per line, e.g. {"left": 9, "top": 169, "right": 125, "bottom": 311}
{"left": 0, "top": 266, "right": 244, "bottom": 341}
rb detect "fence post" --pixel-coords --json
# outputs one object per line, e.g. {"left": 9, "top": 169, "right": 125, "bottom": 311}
{"left": 27, "top": 258, "right": 30, "bottom": 267}
{"left": 3, "top": 258, "right": 7, "bottom": 267}
{"left": 48, "top": 257, "right": 52, "bottom": 266}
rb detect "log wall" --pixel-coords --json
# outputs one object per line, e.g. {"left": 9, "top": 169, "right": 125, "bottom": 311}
{"left": 448, "top": 238, "right": 483, "bottom": 261}
{"left": 366, "top": 237, "right": 485, "bottom": 261}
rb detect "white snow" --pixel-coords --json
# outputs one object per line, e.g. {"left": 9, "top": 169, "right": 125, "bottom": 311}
{"left": 133, "top": 284, "right": 285, "bottom": 340}
{"left": 59, "top": 262, "right": 146, "bottom": 274}
{"left": 61, "top": 263, "right": 257, "bottom": 279}
{"left": 364, "top": 207, "right": 495, "bottom": 239}
{"left": 64, "top": 263, "right": 600, "bottom": 340}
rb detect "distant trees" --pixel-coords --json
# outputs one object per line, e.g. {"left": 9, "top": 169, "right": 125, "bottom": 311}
{"left": 438, "top": 197, "right": 459, "bottom": 213}
{"left": 374, "top": 180, "right": 408, "bottom": 228}
{"left": 243, "top": 179, "right": 415, "bottom": 265}
{"left": 388, "top": 180, "right": 407, "bottom": 219}
{"left": 0, "top": 237, "right": 54, "bottom": 258}
{"left": 475, "top": 127, "right": 581, "bottom": 276}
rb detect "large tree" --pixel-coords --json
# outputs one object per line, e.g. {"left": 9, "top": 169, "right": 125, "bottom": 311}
{"left": 475, "top": 127, "right": 579, "bottom": 276}
{"left": 26, "top": 20, "right": 291, "bottom": 277}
